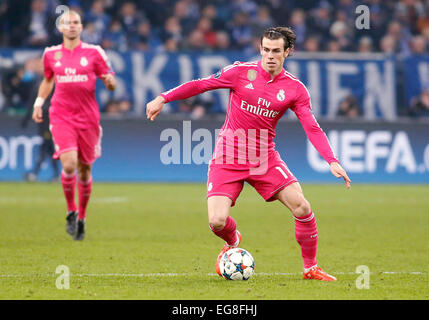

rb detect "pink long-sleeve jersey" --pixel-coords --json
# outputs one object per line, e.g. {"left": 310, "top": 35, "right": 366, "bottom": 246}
{"left": 43, "top": 41, "right": 113, "bottom": 129}
{"left": 160, "top": 60, "right": 338, "bottom": 167}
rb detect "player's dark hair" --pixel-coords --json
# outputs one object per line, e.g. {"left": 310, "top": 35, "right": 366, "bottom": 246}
{"left": 261, "top": 27, "right": 296, "bottom": 51}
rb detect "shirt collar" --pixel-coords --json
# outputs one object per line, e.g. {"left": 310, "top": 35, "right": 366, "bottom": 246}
{"left": 61, "top": 40, "right": 82, "bottom": 52}
{"left": 258, "top": 60, "right": 286, "bottom": 83}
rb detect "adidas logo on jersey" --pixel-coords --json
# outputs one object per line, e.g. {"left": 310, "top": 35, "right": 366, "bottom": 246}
{"left": 245, "top": 83, "right": 254, "bottom": 90}
{"left": 55, "top": 61, "right": 61, "bottom": 67}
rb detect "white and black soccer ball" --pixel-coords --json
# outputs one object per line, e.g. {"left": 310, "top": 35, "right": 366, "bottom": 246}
{"left": 219, "top": 248, "right": 255, "bottom": 280}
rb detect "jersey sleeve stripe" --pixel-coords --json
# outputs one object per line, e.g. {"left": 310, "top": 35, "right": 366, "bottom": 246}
{"left": 42, "top": 44, "right": 62, "bottom": 57}
{"left": 284, "top": 73, "right": 311, "bottom": 100}
{"left": 82, "top": 42, "right": 109, "bottom": 61}
{"left": 222, "top": 61, "right": 258, "bottom": 73}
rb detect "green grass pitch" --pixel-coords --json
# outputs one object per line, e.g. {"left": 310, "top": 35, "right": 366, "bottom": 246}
{"left": 0, "top": 182, "right": 428, "bottom": 300}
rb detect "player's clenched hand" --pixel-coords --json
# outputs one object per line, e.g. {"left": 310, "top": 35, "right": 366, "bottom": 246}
{"left": 32, "top": 106, "right": 43, "bottom": 123}
{"left": 101, "top": 74, "right": 116, "bottom": 91}
{"left": 146, "top": 96, "right": 165, "bottom": 121}
{"left": 330, "top": 162, "right": 351, "bottom": 189}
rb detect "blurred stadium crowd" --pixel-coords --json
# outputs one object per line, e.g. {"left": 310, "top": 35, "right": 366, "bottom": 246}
{"left": 1, "top": 0, "right": 428, "bottom": 54}
{"left": 0, "top": 0, "right": 428, "bottom": 118}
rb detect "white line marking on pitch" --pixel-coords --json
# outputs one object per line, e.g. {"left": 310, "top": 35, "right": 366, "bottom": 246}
{"left": 0, "top": 196, "right": 128, "bottom": 204}
{"left": 0, "top": 271, "right": 427, "bottom": 278}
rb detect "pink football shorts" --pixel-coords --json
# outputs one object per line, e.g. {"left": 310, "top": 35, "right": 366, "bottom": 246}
{"left": 207, "top": 151, "right": 298, "bottom": 206}
{"left": 50, "top": 121, "right": 102, "bottom": 165}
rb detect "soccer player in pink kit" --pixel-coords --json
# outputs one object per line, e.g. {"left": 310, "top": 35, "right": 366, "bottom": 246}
{"left": 147, "top": 27, "right": 351, "bottom": 281}
{"left": 32, "top": 11, "right": 116, "bottom": 240}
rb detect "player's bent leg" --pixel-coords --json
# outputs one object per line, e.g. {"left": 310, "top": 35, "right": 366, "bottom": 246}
{"left": 59, "top": 151, "right": 78, "bottom": 236}
{"left": 274, "top": 182, "right": 336, "bottom": 281}
{"left": 60, "top": 150, "right": 78, "bottom": 175}
{"left": 208, "top": 196, "right": 240, "bottom": 246}
{"left": 208, "top": 196, "right": 242, "bottom": 276}
{"left": 274, "top": 182, "right": 311, "bottom": 217}
{"left": 208, "top": 196, "right": 232, "bottom": 230}
{"left": 74, "top": 161, "right": 93, "bottom": 241}
{"left": 77, "top": 161, "right": 92, "bottom": 182}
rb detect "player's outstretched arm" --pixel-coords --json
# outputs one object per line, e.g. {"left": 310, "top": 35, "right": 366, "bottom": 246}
{"left": 101, "top": 74, "right": 116, "bottom": 91}
{"left": 330, "top": 162, "right": 351, "bottom": 189}
{"left": 32, "top": 77, "right": 54, "bottom": 123}
{"left": 146, "top": 95, "right": 166, "bottom": 121}
{"left": 292, "top": 81, "right": 351, "bottom": 189}
{"left": 145, "top": 62, "right": 239, "bottom": 121}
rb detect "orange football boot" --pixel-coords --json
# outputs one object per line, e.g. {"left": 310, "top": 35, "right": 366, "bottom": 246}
{"left": 216, "top": 230, "right": 242, "bottom": 276}
{"left": 303, "top": 266, "right": 337, "bottom": 281}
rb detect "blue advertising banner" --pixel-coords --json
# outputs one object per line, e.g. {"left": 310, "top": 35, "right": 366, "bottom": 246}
{"left": 402, "top": 55, "right": 429, "bottom": 106}
{"left": 1, "top": 116, "right": 428, "bottom": 183}
{"left": 0, "top": 50, "right": 404, "bottom": 119}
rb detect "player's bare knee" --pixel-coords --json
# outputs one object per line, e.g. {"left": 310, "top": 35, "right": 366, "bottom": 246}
{"left": 209, "top": 215, "right": 227, "bottom": 230}
{"left": 78, "top": 167, "right": 92, "bottom": 182}
{"left": 78, "top": 172, "right": 91, "bottom": 182}
{"left": 292, "top": 199, "right": 311, "bottom": 217}
{"left": 62, "top": 161, "right": 77, "bottom": 174}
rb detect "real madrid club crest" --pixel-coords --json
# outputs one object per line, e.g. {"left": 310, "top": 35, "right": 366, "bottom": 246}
{"left": 277, "top": 89, "right": 285, "bottom": 101}
{"left": 80, "top": 57, "right": 88, "bottom": 67}
{"left": 54, "top": 51, "right": 62, "bottom": 60}
{"left": 247, "top": 69, "right": 257, "bottom": 81}
{"left": 54, "top": 51, "right": 62, "bottom": 67}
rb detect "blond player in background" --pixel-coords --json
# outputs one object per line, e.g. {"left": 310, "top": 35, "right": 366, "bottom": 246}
{"left": 33, "top": 10, "right": 116, "bottom": 240}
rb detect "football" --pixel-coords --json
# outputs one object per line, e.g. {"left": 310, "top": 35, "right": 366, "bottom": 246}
{"left": 219, "top": 248, "right": 255, "bottom": 280}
